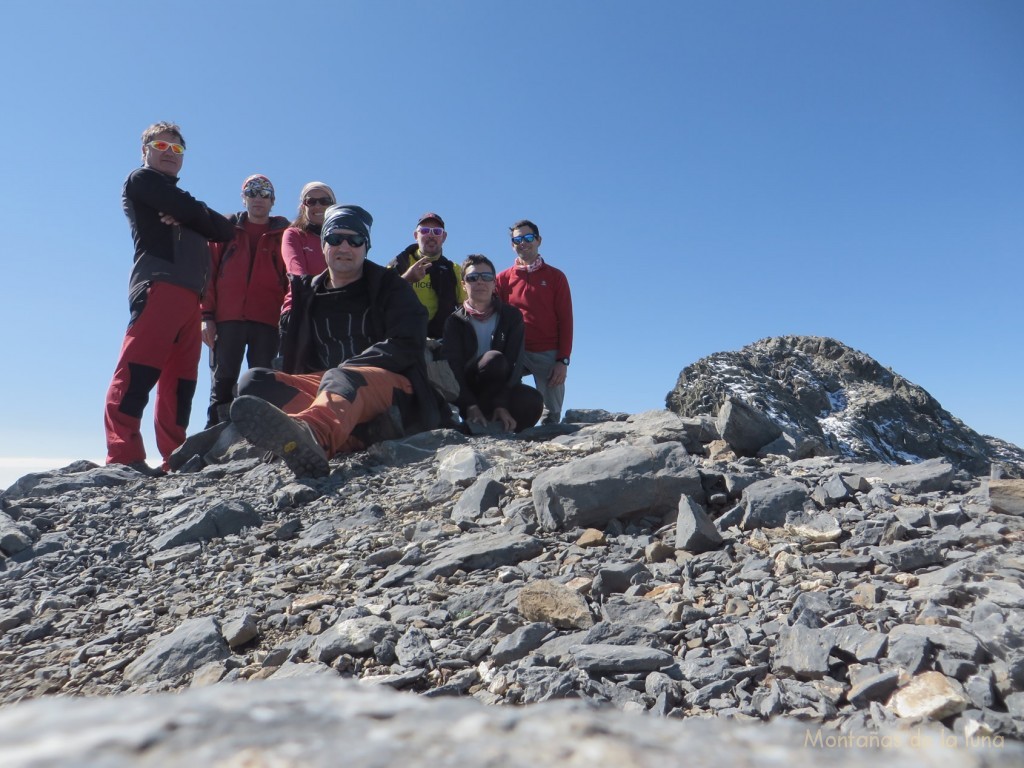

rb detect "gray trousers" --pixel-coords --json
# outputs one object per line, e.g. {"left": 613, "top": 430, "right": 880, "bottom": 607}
{"left": 522, "top": 349, "right": 565, "bottom": 424}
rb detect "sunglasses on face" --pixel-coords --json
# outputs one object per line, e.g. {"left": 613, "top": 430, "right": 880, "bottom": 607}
{"left": 511, "top": 234, "right": 538, "bottom": 245}
{"left": 417, "top": 226, "right": 444, "bottom": 236}
{"left": 304, "top": 197, "right": 333, "bottom": 207}
{"left": 244, "top": 189, "right": 273, "bottom": 199}
{"left": 464, "top": 272, "right": 495, "bottom": 283}
{"left": 147, "top": 140, "right": 185, "bottom": 155}
{"left": 324, "top": 232, "right": 368, "bottom": 248}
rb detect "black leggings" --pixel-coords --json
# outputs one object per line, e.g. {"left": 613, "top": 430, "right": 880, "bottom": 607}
{"left": 464, "top": 351, "right": 544, "bottom": 432}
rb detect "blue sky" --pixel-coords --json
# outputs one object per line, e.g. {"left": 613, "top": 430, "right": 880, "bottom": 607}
{"left": 1, "top": 0, "right": 1021, "bottom": 490}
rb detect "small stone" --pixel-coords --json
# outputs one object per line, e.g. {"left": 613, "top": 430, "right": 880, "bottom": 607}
{"left": 518, "top": 580, "right": 594, "bottom": 629}
{"left": 575, "top": 529, "right": 606, "bottom": 548}
{"left": 888, "top": 671, "right": 969, "bottom": 720}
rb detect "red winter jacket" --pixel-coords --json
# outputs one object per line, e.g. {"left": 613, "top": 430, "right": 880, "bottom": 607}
{"left": 202, "top": 213, "right": 290, "bottom": 327}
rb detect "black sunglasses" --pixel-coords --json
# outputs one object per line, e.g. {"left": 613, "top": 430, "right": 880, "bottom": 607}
{"left": 244, "top": 189, "right": 273, "bottom": 199}
{"left": 304, "top": 196, "right": 333, "bottom": 206}
{"left": 464, "top": 272, "right": 495, "bottom": 283}
{"left": 511, "top": 234, "right": 539, "bottom": 245}
{"left": 324, "top": 232, "right": 368, "bottom": 248}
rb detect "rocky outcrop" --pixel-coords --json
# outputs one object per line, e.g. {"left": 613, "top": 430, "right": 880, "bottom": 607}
{"left": 665, "top": 336, "right": 1024, "bottom": 475}
{"left": 2, "top": 404, "right": 1024, "bottom": 759}
{"left": 3, "top": 336, "right": 1024, "bottom": 763}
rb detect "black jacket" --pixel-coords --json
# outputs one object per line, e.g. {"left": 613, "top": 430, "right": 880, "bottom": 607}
{"left": 280, "top": 260, "right": 447, "bottom": 433}
{"left": 387, "top": 244, "right": 459, "bottom": 339}
{"left": 442, "top": 301, "right": 529, "bottom": 413}
{"left": 123, "top": 166, "right": 234, "bottom": 301}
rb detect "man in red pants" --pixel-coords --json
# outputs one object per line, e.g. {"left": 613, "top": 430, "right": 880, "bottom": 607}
{"left": 104, "top": 121, "right": 234, "bottom": 475}
{"left": 230, "top": 204, "right": 451, "bottom": 477}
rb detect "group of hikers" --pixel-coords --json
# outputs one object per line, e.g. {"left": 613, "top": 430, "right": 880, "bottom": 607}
{"left": 102, "top": 122, "right": 574, "bottom": 478}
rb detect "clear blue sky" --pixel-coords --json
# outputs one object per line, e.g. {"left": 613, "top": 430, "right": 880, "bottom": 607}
{"left": 1, "top": 1, "right": 1021, "bottom": 489}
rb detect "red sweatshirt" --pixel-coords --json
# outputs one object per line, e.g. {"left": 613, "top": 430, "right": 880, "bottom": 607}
{"left": 495, "top": 260, "right": 573, "bottom": 358}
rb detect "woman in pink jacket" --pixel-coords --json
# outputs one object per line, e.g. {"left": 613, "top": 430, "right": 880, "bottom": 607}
{"left": 280, "top": 181, "right": 336, "bottom": 313}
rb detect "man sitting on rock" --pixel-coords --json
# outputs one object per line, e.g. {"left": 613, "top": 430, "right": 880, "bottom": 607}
{"left": 229, "top": 204, "right": 450, "bottom": 477}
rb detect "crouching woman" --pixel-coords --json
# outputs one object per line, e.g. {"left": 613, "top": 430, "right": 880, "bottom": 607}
{"left": 442, "top": 254, "right": 543, "bottom": 432}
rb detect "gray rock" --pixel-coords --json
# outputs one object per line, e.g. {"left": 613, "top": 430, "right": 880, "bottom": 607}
{"left": 395, "top": 627, "right": 436, "bottom": 668}
{"left": 564, "top": 408, "right": 629, "bottom": 423}
{"left": 221, "top": 611, "right": 259, "bottom": 649}
{"left": 741, "top": 477, "right": 810, "bottom": 530}
{"left": 675, "top": 495, "right": 723, "bottom": 552}
{"left": 451, "top": 477, "right": 504, "bottom": 525}
{"left": 367, "top": 429, "right": 467, "bottom": 465}
{"left": 414, "top": 532, "right": 545, "bottom": 581}
{"left": 532, "top": 443, "right": 702, "bottom": 531}
{"left": 3, "top": 337, "right": 1024, "bottom": 750}
{"left": 313, "top": 616, "right": 398, "bottom": 662}
{"left": 860, "top": 458, "right": 956, "bottom": 495}
{"left": 847, "top": 670, "right": 900, "bottom": 708}
{"left": 599, "top": 595, "right": 670, "bottom": 633}
{"left": 593, "top": 562, "right": 652, "bottom": 595}
{"left": 0, "top": 604, "right": 32, "bottom": 632}
{"left": 887, "top": 624, "right": 984, "bottom": 663}
{"left": 0, "top": 512, "right": 33, "bottom": 555}
{"left": 123, "top": 616, "right": 229, "bottom": 683}
{"left": 569, "top": 643, "right": 673, "bottom": 674}
{"left": 873, "top": 539, "right": 945, "bottom": 571}
{"left": 773, "top": 624, "right": 835, "bottom": 679}
{"left": 152, "top": 499, "right": 261, "bottom": 551}
{"left": 716, "top": 397, "right": 782, "bottom": 456}
{"left": 491, "top": 622, "right": 554, "bottom": 666}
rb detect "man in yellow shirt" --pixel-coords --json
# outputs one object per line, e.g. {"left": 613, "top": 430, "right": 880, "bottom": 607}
{"left": 387, "top": 212, "right": 467, "bottom": 340}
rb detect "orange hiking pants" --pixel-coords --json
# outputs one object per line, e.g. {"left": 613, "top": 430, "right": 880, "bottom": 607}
{"left": 236, "top": 365, "right": 412, "bottom": 457}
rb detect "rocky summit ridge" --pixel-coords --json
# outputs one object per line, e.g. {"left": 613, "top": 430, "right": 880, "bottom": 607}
{"left": 666, "top": 335, "right": 1024, "bottom": 476}
{"left": 2, "top": 336, "right": 1024, "bottom": 766}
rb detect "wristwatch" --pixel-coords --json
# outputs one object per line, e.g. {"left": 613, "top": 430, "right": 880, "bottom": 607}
{"left": 558, "top": 357, "right": 570, "bottom": 366}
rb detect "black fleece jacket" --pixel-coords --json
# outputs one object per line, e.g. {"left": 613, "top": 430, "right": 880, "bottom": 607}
{"left": 442, "top": 301, "right": 529, "bottom": 413}
{"left": 280, "top": 260, "right": 447, "bottom": 432}
{"left": 123, "top": 166, "right": 234, "bottom": 300}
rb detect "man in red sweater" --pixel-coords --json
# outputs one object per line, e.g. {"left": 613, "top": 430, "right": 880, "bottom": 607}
{"left": 495, "top": 219, "right": 573, "bottom": 424}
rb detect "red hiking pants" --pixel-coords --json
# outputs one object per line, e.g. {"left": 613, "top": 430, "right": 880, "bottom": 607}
{"left": 104, "top": 282, "right": 202, "bottom": 467}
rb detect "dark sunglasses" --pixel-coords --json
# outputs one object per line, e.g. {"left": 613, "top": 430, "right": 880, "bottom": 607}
{"left": 324, "top": 232, "right": 368, "bottom": 248}
{"left": 304, "top": 196, "right": 334, "bottom": 207}
{"left": 511, "top": 234, "right": 538, "bottom": 245}
{"left": 417, "top": 226, "right": 444, "bottom": 236}
{"left": 244, "top": 189, "right": 273, "bottom": 199}
{"left": 464, "top": 272, "right": 495, "bottom": 283}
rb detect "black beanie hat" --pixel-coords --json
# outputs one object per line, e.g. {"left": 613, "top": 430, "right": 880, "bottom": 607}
{"left": 322, "top": 204, "right": 373, "bottom": 250}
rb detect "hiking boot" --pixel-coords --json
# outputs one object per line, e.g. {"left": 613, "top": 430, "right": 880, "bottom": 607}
{"left": 125, "top": 461, "right": 166, "bottom": 478}
{"left": 229, "top": 396, "right": 330, "bottom": 478}
{"left": 364, "top": 406, "right": 405, "bottom": 444}
{"left": 168, "top": 421, "right": 230, "bottom": 471}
